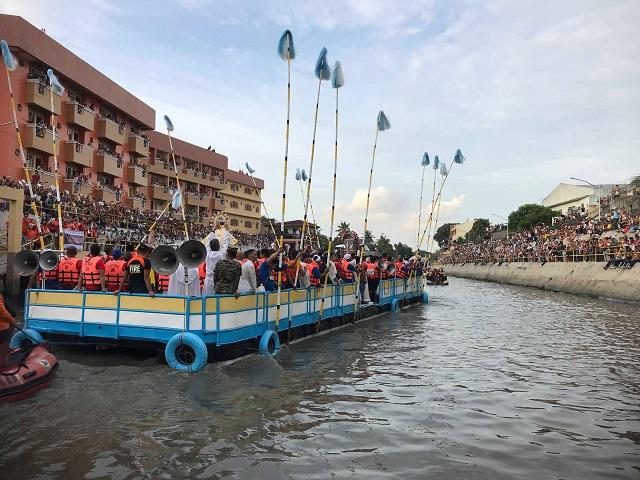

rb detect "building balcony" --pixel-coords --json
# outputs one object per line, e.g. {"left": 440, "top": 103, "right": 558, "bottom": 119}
{"left": 64, "top": 102, "right": 95, "bottom": 130}
{"left": 129, "top": 134, "right": 149, "bottom": 157}
{"left": 211, "top": 198, "right": 224, "bottom": 211}
{"left": 148, "top": 161, "right": 172, "bottom": 176}
{"left": 186, "top": 193, "right": 210, "bottom": 208}
{"left": 97, "top": 117, "right": 126, "bottom": 145}
{"left": 95, "top": 152, "right": 123, "bottom": 177}
{"left": 126, "top": 165, "right": 146, "bottom": 185}
{"left": 27, "top": 169, "right": 57, "bottom": 189}
{"left": 151, "top": 185, "right": 172, "bottom": 201}
{"left": 22, "top": 124, "right": 59, "bottom": 155}
{"left": 64, "top": 141, "right": 93, "bottom": 168}
{"left": 127, "top": 196, "right": 145, "bottom": 209}
{"left": 63, "top": 179, "right": 92, "bottom": 196}
{"left": 93, "top": 187, "right": 118, "bottom": 203}
{"left": 26, "top": 79, "right": 61, "bottom": 115}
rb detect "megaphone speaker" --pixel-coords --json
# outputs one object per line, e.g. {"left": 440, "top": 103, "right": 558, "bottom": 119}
{"left": 13, "top": 250, "right": 39, "bottom": 276}
{"left": 178, "top": 240, "right": 207, "bottom": 268}
{"left": 150, "top": 245, "right": 179, "bottom": 276}
{"left": 39, "top": 250, "right": 60, "bottom": 271}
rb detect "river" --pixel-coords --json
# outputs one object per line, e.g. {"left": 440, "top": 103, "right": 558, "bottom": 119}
{"left": 1, "top": 278, "right": 639, "bottom": 479}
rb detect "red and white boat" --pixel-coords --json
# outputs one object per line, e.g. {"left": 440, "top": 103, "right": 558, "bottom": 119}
{"left": 0, "top": 344, "right": 58, "bottom": 402}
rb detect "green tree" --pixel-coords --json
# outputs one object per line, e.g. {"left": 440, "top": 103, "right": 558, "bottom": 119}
{"left": 375, "top": 234, "right": 395, "bottom": 255}
{"left": 433, "top": 223, "right": 452, "bottom": 249}
{"left": 394, "top": 242, "right": 413, "bottom": 258}
{"left": 508, "top": 204, "right": 557, "bottom": 232}
{"left": 318, "top": 234, "right": 330, "bottom": 251}
{"left": 336, "top": 221, "right": 350, "bottom": 233}
{"left": 364, "top": 230, "right": 374, "bottom": 245}
{"left": 466, "top": 218, "right": 490, "bottom": 243}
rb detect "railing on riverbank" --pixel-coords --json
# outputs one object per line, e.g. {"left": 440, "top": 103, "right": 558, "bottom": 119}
{"left": 443, "top": 249, "right": 640, "bottom": 265}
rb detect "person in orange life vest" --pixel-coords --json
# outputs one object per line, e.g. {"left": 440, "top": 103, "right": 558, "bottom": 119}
{"left": 0, "top": 294, "right": 18, "bottom": 366}
{"left": 115, "top": 244, "right": 155, "bottom": 296}
{"left": 104, "top": 248, "right": 126, "bottom": 292}
{"left": 394, "top": 256, "right": 407, "bottom": 278}
{"left": 78, "top": 243, "right": 106, "bottom": 291}
{"left": 58, "top": 245, "right": 82, "bottom": 290}
{"left": 283, "top": 246, "right": 308, "bottom": 288}
{"left": 366, "top": 255, "right": 381, "bottom": 303}
{"left": 28, "top": 260, "right": 60, "bottom": 290}
{"left": 305, "top": 254, "right": 321, "bottom": 287}
{"left": 337, "top": 253, "right": 356, "bottom": 283}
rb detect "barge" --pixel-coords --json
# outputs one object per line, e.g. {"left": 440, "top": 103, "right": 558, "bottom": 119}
{"left": 18, "top": 278, "right": 427, "bottom": 371}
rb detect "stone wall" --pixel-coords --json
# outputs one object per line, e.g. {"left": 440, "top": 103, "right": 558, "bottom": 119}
{"left": 443, "top": 262, "right": 640, "bottom": 302}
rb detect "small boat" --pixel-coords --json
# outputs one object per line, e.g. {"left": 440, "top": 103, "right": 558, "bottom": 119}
{"left": 426, "top": 269, "right": 449, "bottom": 286}
{"left": 0, "top": 344, "right": 58, "bottom": 402}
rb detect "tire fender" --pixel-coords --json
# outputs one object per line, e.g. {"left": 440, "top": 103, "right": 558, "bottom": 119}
{"left": 259, "top": 330, "right": 280, "bottom": 357}
{"left": 10, "top": 328, "right": 44, "bottom": 349}
{"left": 391, "top": 298, "right": 399, "bottom": 313}
{"left": 164, "top": 332, "right": 208, "bottom": 372}
{"left": 422, "top": 291, "right": 429, "bottom": 304}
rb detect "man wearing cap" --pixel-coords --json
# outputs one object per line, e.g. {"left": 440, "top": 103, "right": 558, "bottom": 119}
{"left": 306, "top": 254, "right": 321, "bottom": 288}
{"left": 337, "top": 253, "right": 356, "bottom": 283}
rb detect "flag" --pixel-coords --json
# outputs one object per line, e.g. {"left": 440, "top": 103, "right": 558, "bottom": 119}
{"left": 172, "top": 189, "right": 182, "bottom": 210}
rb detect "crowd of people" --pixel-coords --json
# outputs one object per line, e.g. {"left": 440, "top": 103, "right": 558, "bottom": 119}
{"left": 0, "top": 176, "right": 273, "bottom": 251}
{"left": 443, "top": 207, "right": 640, "bottom": 268}
{"left": 29, "top": 237, "right": 428, "bottom": 307}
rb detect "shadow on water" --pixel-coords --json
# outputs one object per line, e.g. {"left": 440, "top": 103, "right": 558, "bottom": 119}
{"left": 1, "top": 277, "right": 639, "bottom": 479}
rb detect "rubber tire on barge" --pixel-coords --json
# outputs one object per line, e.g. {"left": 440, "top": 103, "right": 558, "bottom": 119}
{"left": 258, "top": 330, "right": 280, "bottom": 357}
{"left": 10, "top": 328, "right": 44, "bottom": 349}
{"left": 165, "top": 332, "right": 208, "bottom": 372}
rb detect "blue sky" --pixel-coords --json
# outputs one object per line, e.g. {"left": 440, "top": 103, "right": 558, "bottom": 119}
{"left": 2, "top": 0, "right": 639, "bottom": 246}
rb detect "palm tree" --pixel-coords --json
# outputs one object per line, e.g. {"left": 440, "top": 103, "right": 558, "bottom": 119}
{"left": 337, "top": 221, "right": 350, "bottom": 234}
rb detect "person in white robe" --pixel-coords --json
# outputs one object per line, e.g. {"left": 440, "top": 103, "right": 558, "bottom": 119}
{"left": 238, "top": 248, "right": 258, "bottom": 294}
{"left": 203, "top": 239, "right": 227, "bottom": 295}
{"left": 168, "top": 264, "right": 201, "bottom": 296}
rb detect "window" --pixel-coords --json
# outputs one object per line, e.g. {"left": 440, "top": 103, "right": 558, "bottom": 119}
{"left": 67, "top": 127, "right": 80, "bottom": 142}
{"left": 230, "top": 219, "right": 239, "bottom": 226}
{"left": 245, "top": 204, "right": 252, "bottom": 211}
{"left": 255, "top": 206, "right": 260, "bottom": 213}
{"left": 230, "top": 201, "right": 239, "bottom": 209}
{"left": 244, "top": 220, "right": 252, "bottom": 228}
{"left": 244, "top": 187, "right": 252, "bottom": 194}
{"left": 231, "top": 184, "right": 239, "bottom": 191}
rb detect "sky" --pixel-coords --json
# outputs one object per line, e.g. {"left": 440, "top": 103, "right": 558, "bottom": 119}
{"left": 2, "top": 0, "right": 639, "bottom": 247}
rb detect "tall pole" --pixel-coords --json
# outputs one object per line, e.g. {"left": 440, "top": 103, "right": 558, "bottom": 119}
{"left": 277, "top": 30, "right": 295, "bottom": 333}
{"left": 570, "top": 177, "right": 600, "bottom": 219}
{"left": 47, "top": 69, "right": 64, "bottom": 252}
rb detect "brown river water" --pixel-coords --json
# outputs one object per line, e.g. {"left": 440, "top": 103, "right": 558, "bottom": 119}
{"left": 1, "top": 278, "right": 639, "bottom": 479}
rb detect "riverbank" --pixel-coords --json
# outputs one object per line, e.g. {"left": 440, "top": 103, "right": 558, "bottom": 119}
{"left": 443, "top": 262, "right": 640, "bottom": 302}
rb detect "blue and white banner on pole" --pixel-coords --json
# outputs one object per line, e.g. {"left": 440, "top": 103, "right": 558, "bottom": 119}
{"left": 64, "top": 229, "right": 84, "bottom": 248}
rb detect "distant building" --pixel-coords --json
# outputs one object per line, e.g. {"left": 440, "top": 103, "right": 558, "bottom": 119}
{"left": 0, "top": 14, "right": 264, "bottom": 233}
{"left": 542, "top": 183, "right": 620, "bottom": 216}
{"left": 449, "top": 220, "right": 474, "bottom": 243}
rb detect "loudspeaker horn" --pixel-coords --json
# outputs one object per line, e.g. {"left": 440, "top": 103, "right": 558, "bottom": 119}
{"left": 178, "top": 240, "right": 207, "bottom": 268}
{"left": 39, "top": 250, "right": 60, "bottom": 271}
{"left": 150, "top": 245, "right": 179, "bottom": 276}
{"left": 12, "top": 250, "right": 39, "bottom": 276}
{"left": 386, "top": 263, "right": 396, "bottom": 275}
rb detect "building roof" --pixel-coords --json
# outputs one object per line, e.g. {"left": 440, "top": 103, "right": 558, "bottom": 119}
{"left": 0, "top": 14, "right": 155, "bottom": 128}
{"left": 225, "top": 169, "right": 264, "bottom": 189}
{"left": 148, "top": 131, "right": 228, "bottom": 170}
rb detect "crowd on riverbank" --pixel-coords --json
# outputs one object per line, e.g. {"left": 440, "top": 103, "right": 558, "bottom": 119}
{"left": 443, "top": 208, "right": 640, "bottom": 267}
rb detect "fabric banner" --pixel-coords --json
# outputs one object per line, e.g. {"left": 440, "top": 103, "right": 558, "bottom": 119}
{"left": 64, "top": 228, "right": 84, "bottom": 248}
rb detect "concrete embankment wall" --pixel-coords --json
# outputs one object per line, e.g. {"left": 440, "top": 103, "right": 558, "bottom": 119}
{"left": 444, "top": 262, "right": 640, "bottom": 302}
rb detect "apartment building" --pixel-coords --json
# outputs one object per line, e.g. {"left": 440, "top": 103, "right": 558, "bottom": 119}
{"left": 0, "top": 14, "right": 264, "bottom": 233}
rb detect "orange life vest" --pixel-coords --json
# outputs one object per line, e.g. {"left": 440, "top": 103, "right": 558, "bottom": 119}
{"left": 104, "top": 259, "right": 126, "bottom": 291}
{"left": 37, "top": 266, "right": 59, "bottom": 283}
{"left": 366, "top": 261, "right": 380, "bottom": 280}
{"left": 395, "top": 261, "right": 406, "bottom": 278}
{"left": 307, "top": 261, "right": 320, "bottom": 287}
{"left": 336, "top": 259, "right": 352, "bottom": 282}
{"left": 156, "top": 273, "right": 169, "bottom": 293}
{"left": 127, "top": 253, "right": 146, "bottom": 273}
{"left": 58, "top": 257, "right": 81, "bottom": 285}
{"left": 81, "top": 255, "right": 103, "bottom": 288}
{"left": 198, "top": 262, "right": 206, "bottom": 289}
